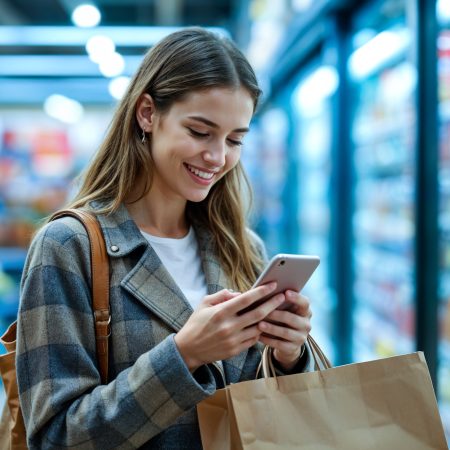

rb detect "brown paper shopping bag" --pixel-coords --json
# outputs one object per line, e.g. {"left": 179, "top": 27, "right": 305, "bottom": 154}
{"left": 198, "top": 337, "right": 448, "bottom": 450}
{"left": 196, "top": 388, "right": 244, "bottom": 450}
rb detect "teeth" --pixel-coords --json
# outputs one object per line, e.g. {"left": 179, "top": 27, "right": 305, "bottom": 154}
{"left": 186, "top": 164, "right": 214, "bottom": 180}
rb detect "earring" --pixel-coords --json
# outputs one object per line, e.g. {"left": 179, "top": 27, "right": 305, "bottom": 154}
{"left": 141, "top": 129, "right": 146, "bottom": 144}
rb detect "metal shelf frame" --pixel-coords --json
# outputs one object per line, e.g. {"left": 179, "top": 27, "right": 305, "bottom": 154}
{"left": 414, "top": 0, "right": 439, "bottom": 389}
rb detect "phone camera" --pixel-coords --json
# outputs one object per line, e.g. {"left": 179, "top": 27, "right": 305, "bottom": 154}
{"left": 279, "top": 260, "right": 285, "bottom": 266}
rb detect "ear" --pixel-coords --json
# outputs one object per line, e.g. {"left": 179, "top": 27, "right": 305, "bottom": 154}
{"left": 136, "top": 93, "right": 156, "bottom": 133}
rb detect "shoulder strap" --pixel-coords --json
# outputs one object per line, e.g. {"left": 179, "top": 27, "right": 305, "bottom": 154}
{"left": 50, "top": 208, "right": 110, "bottom": 384}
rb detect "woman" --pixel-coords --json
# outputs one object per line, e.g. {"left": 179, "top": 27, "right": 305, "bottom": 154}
{"left": 16, "top": 28, "right": 313, "bottom": 449}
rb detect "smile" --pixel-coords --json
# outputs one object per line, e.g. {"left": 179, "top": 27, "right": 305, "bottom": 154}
{"left": 185, "top": 164, "right": 215, "bottom": 180}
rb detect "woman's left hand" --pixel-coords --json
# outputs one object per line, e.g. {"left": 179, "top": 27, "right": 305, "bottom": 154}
{"left": 257, "top": 290, "right": 312, "bottom": 371}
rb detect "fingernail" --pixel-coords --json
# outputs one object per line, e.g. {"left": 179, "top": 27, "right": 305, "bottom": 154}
{"left": 287, "top": 290, "right": 296, "bottom": 298}
{"left": 267, "top": 281, "right": 277, "bottom": 290}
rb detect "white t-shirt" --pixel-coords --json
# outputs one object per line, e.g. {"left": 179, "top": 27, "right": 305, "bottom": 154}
{"left": 141, "top": 227, "right": 208, "bottom": 310}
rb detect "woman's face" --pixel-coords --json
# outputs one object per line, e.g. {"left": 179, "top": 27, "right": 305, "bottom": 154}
{"left": 148, "top": 87, "right": 254, "bottom": 204}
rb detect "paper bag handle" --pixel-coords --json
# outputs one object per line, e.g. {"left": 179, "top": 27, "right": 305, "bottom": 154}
{"left": 307, "top": 335, "right": 332, "bottom": 370}
{"left": 261, "top": 335, "right": 332, "bottom": 378}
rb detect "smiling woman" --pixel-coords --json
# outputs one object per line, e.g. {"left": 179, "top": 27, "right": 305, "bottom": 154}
{"left": 15, "top": 27, "right": 314, "bottom": 449}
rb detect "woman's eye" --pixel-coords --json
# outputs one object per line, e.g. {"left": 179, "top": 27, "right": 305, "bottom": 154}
{"left": 188, "top": 128, "right": 209, "bottom": 138}
{"left": 228, "top": 138, "right": 243, "bottom": 147}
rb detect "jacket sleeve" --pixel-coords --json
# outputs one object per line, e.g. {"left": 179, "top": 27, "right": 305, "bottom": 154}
{"left": 16, "top": 219, "right": 216, "bottom": 449}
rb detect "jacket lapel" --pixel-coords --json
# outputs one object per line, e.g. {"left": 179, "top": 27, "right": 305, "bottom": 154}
{"left": 121, "top": 245, "right": 194, "bottom": 331}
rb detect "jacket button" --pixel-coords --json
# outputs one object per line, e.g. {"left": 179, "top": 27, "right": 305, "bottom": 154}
{"left": 110, "top": 245, "right": 119, "bottom": 252}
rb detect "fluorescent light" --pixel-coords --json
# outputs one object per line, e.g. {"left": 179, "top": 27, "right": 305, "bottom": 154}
{"left": 0, "top": 55, "right": 141, "bottom": 76}
{"left": 294, "top": 66, "right": 339, "bottom": 117}
{"left": 0, "top": 26, "right": 229, "bottom": 47}
{"left": 86, "top": 35, "right": 115, "bottom": 63}
{"left": 348, "top": 28, "right": 411, "bottom": 80}
{"left": 0, "top": 78, "right": 113, "bottom": 104}
{"left": 44, "top": 94, "right": 84, "bottom": 124}
{"left": 72, "top": 4, "right": 101, "bottom": 28}
{"left": 98, "top": 52, "right": 125, "bottom": 77}
{"left": 108, "top": 76, "right": 131, "bottom": 100}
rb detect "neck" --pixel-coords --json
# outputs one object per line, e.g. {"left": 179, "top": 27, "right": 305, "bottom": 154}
{"left": 125, "top": 183, "right": 189, "bottom": 238}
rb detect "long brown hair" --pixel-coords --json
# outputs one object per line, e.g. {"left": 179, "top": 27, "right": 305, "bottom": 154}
{"left": 67, "top": 27, "right": 264, "bottom": 290}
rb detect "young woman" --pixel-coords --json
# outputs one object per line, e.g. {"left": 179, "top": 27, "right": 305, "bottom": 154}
{"left": 16, "top": 28, "right": 313, "bottom": 449}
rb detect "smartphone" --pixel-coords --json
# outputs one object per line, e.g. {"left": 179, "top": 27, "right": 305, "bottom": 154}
{"left": 245, "top": 253, "right": 320, "bottom": 312}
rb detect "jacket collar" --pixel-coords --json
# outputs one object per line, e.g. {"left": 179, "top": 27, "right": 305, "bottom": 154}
{"left": 92, "top": 201, "right": 149, "bottom": 258}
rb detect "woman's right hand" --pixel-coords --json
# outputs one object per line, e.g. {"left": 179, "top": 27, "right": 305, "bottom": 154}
{"left": 174, "top": 283, "right": 284, "bottom": 372}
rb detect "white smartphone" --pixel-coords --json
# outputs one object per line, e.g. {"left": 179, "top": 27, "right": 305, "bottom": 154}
{"left": 248, "top": 253, "right": 320, "bottom": 311}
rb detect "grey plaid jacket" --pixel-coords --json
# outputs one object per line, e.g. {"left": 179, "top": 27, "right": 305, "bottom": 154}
{"left": 16, "top": 202, "right": 311, "bottom": 449}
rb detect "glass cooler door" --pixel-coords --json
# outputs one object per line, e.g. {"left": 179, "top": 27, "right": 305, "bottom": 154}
{"left": 348, "top": 0, "right": 417, "bottom": 362}
{"left": 437, "top": 4, "right": 450, "bottom": 440}
{"left": 290, "top": 60, "right": 339, "bottom": 362}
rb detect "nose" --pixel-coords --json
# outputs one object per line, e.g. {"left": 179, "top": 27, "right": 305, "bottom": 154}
{"left": 203, "top": 141, "right": 226, "bottom": 167}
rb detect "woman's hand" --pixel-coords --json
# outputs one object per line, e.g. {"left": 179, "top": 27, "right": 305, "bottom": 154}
{"left": 174, "top": 283, "right": 285, "bottom": 372}
{"left": 257, "top": 290, "right": 312, "bottom": 371}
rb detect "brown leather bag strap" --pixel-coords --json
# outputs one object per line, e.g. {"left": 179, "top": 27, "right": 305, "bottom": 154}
{"left": 50, "top": 208, "right": 110, "bottom": 384}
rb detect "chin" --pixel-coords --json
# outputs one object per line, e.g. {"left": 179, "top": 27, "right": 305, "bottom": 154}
{"left": 185, "top": 189, "right": 211, "bottom": 203}
{"left": 187, "top": 194, "right": 209, "bottom": 203}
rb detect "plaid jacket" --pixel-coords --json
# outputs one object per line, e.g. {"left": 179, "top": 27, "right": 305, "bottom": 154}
{"left": 16, "top": 202, "right": 312, "bottom": 449}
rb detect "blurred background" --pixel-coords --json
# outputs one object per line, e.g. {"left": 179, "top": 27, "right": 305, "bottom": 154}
{"left": 0, "top": 0, "right": 449, "bottom": 443}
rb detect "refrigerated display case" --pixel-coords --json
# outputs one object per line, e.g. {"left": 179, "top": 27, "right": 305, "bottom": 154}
{"left": 290, "top": 61, "right": 339, "bottom": 362}
{"left": 251, "top": 0, "right": 448, "bottom": 439}
{"left": 348, "top": 0, "right": 417, "bottom": 363}
{"left": 437, "top": 14, "right": 450, "bottom": 441}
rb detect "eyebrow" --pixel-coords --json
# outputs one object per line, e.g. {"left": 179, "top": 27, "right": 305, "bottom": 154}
{"left": 187, "top": 115, "right": 249, "bottom": 133}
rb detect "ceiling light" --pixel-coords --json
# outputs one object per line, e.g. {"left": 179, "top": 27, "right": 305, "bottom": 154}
{"left": 98, "top": 52, "right": 125, "bottom": 78}
{"left": 0, "top": 26, "right": 229, "bottom": 47}
{"left": 86, "top": 35, "right": 115, "bottom": 63}
{"left": 108, "top": 76, "right": 131, "bottom": 100}
{"left": 0, "top": 54, "right": 141, "bottom": 76}
{"left": 348, "top": 28, "right": 411, "bottom": 80}
{"left": 72, "top": 4, "right": 101, "bottom": 28}
{"left": 44, "top": 94, "right": 84, "bottom": 124}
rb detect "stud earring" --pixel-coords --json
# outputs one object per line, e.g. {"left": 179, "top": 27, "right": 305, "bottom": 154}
{"left": 141, "top": 128, "right": 146, "bottom": 144}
